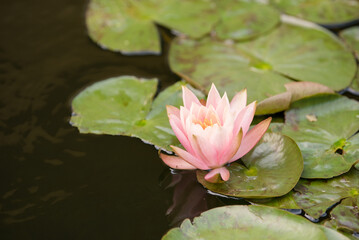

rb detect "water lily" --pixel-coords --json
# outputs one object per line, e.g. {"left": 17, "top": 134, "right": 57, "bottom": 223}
{"left": 160, "top": 84, "right": 271, "bottom": 183}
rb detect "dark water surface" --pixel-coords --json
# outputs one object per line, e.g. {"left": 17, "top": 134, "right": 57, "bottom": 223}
{"left": 0, "top": 0, "right": 226, "bottom": 239}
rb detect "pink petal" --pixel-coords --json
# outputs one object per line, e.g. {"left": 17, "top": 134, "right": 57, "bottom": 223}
{"left": 166, "top": 105, "right": 180, "bottom": 118}
{"left": 171, "top": 145, "right": 209, "bottom": 170}
{"left": 233, "top": 101, "right": 256, "bottom": 136}
{"left": 191, "top": 134, "right": 218, "bottom": 167}
{"left": 220, "top": 128, "right": 243, "bottom": 165}
{"left": 204, "top": 167, "right": 230, "bottom": 183}
{"left": 206, "top": 83, "right": 221, "bottom": 108}
{"left": 230, "top": 117, "right": 272, "bottom": 162}
{"left": 230, "top": 89, "right": 247, "bottom": 117}
{"left": 215, "top": 93, "right": 230, "bottom": 124}
{"left": 169, "top": 116, "right": 193, "bottom": 153}
{"left": 160, "top": 153, "right": 196, "bottom": 170}
{"left": 182, "top": 86, "right": 201, "bottom": 109}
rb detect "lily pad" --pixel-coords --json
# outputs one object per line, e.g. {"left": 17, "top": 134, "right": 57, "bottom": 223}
{"left": 256, "top": 81, "right": 334, "bottom": 115}
{"left": 169, "top": 18, "right": 356, "bottom": 102}
{"left": 70, "top": 76, "right": 204, "bottom": 151}
{"left": 86, "top": 0, "right": 161, "bottom": 54}
{"left": 86, "top": 0, "right": 220, "bottom": 54}
{"left": 274, "top": 94, "right": 359, "bottom": 178}
{"left": 269, "top": 0, "right": 359, "bottom": 25}
{"left": 350, "top": 65, "right": 359, "bottom": 93}
{"left": 237, "top": 17, "right": 356, "bottom": 91}
{"left": 197, "top": 133, "right": 303, "bottom": 198}
{"left": 214, "top": 1, "right": 280, "bottom": 41}
{"left": 340, "top": 26, "right": 359, "bottom": 58}
{"left": 293, "top": 169, "right": 359, "bottom": 219}
{"left": 330, "top": 197, "right": 359, "bottom": 233}
{"left": 249, "top": 191, "right": 301, "bottom": 210}
{"left": 162, "top": 205, "right": 349, "bottom": 240}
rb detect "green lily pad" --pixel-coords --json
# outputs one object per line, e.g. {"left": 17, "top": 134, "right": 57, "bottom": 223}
{"left": 162, "top": 205, "right": 349, "bottom": 240}
{"left": 86, "top": 0, "right": 161, "bottom": 54}
{"left": 197, "top": 133, "right": 303, "bottom": 198}
{"left": 269, "top": 0, "right": 359, "bottom": 25}
{"left": 330, "top": 197, "right": 359, "bottom": 233}
{"left": 350, "top": 65, "right": 359, "bottom": 93}
{"left": 70, "top": 76, "right": 204, "bottom": 151}
{"left": 214, "top": 1, "right": 280, "bottom": 41}
{"left": 293, "top": 169, "right": 359, "bottom": 219}
{"left": 86, "top": 0, "right": 220, "bottom": 54}
{"left": 169, "top": 18, "right": 356, "bottom": 102}
{"left": 340, "top": 26, "right": 359, "bottom": 58}
{"left": 322, "top": 221, "right": 358, "bottom": 240}
{"left": 277, "top": 94, "right": 359, "bottom": 178}
{"left": 249, "top": 191, "right": 301, "bottom": 210}
{"left": 236, "top": 17, "right": 356, "bottom": 91}
{"left": 256, "top": 81, "right": 334, "bottom": 115}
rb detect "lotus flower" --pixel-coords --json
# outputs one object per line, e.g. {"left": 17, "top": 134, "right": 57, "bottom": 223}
{"left": 160, "top": 84, "right": 271, "bottom": 183}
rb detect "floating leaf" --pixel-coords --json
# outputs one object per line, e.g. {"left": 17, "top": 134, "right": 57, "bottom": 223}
{"left": 330, "top": 197, "right": 359, "bottom": 233}
{"left": 86, "top": 0, "right": 161, "bottom": 54}
{"left": 237, "top": 17, "right": 356, "bottom": 91}
{"left": 269, "top": 0, "right": 359, "bottom": 25}
{"left": 162, "top": 205, "right": 349, "bottom": 240}
{"left": 274, "top": 94, "right": 359, "bottom": 178}
{"left": 249, "top": 191, "right": 301, "bottom": 210}
{"left": 293, "top": 169, "right": 359, "bottom": 219}
{"left": 214, "top": 1, "right": 280, "bottom": 41}
{"left": 256, "top": 81, "right": 334, "bottom": 115}
{"left": 197, "top": 133, "right": 303, "bottom": 198}
{"left": 350, "top": 65, "right": 359, "bottom": 93}
{"left": 169, "top": 18, "right": 355, "bottom": 102}
{"left": 340, "top": 26, "right": 359, "bottom": 58}
{"left": 70, "top": 76, "right": 204, "bottom": 151}
{"left": 86, "top": 0, "right": 220, "bottom": 54}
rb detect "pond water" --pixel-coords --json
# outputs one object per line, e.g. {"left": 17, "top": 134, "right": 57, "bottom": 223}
{"left": 1, "top": 1, "right": 359, "bottom": 239}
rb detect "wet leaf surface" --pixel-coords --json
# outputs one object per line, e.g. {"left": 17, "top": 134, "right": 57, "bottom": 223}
{"left": 162, "top": 205, "right": 349, "bottom": 240}
{"left": 249, "top": 191, "right": 300, "bottom": 209}
{"left": 293, "top": 169, "right": 359, "bottom": 219}
{"left": 269, "top": 0, "right": 359, "bottom": 25}
{"left": 70, "top": 76, "right": 204, "bottom": 151}
{"left": 197, "top": 133, "right": 303, "bottom": 198}
{"left": 274, "top": 94, "right": 359, "bottom": 178}
{"left": 330, "top": 197, "right": 359, "bottom": 233}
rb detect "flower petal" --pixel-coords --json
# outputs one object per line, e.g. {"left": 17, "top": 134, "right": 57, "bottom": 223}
{"left": 204, "top": 167, "right": 230, "bottom": 183}
{"left": 206, "top": 83, "right": 221, "bottom": 108}
{"left": 220, "top": 128, "right": 243, "bottom": 165}
{"left": 233, "top": 101, "right": 256, "bottom": 136}
{"left": 182, "top": 86, "right": 201, "bottom": 109}
{"left": 166, "top": 105, "right": 180, "bottom": 118}
{"left": 169, "top": 115, "right": 193, "bottom": 153}
{"left": 160, "top": 153, "right": 196, "bottom": 170}
{"left": 230, "top": 117, "right": 272, "bottom": 162}
{"left": 191, "top": 134, "right": 218, "bottom": 167}
{"left": 230, "top": 89, "right": 247, "bottom": 117}
{"left": 171, "top": 145, "right": 209, "bottom": 170}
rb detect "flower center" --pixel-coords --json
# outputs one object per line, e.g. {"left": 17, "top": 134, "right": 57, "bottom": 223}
{"left": 194, "top": 118, "right": 216, "bottom": 129}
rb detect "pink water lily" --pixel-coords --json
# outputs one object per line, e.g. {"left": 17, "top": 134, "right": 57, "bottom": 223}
{"left": 160, "top": 84, "right": 271, "bottom": 183}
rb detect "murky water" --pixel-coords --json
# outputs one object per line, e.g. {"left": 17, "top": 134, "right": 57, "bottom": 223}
{"left": 0, "top": 0, "right": 204, "bottom": 239}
